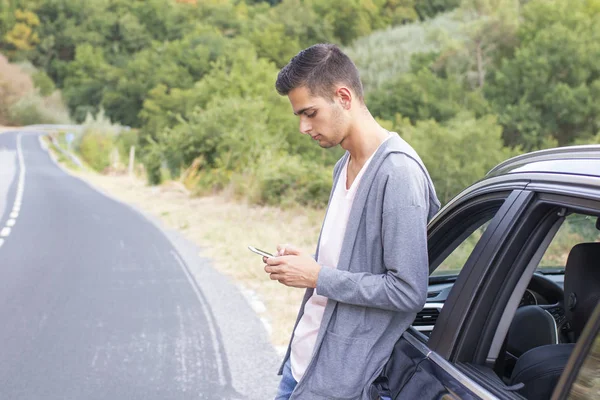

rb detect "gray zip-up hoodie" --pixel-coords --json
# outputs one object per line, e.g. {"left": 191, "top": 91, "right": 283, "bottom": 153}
{"left": 280, "top": 133, "right": 440, "bottom": 400}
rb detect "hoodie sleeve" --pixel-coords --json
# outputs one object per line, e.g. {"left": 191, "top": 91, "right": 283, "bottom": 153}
{"left": 315, "top": 158, "right": 430, "bottom": 313}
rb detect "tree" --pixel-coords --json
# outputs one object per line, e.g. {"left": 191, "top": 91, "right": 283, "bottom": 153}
{"left": 433, "top": 0, "right": 520, "bottom": 90}
{"left": 399, "top": 112, "right": 515, "bottom": 203}
{"left": 311, "top": 0, "right": 383, "bottom": 44}
{"left": 101, "top": 42, "right": 196, "bottom": 127}
{"left": 3, "top": 9, "right": 40, "bottom": 53}
{"left": 245, "top": 0, "right": 335, "bottom": 67}
{"left": 485, "top": 0, "right": 600, "bottom": 149}
{"left": 367, "top": 67, "right": 489, "bottom": 123}
{"left": 414, "top": 0, "right": 461, "bottom": 20}
{"left": 62, "top": 44, "right": 112, "bottom": 122}
{"left": 377, "top": 0, "right": 419, "bottom": 26}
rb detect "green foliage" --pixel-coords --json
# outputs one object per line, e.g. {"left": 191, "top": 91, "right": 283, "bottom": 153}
{"left": 8, "top": 91, "right": 71, "bottom": 125}
{"left": 76, "top": 130, "right": 114, "bottom": 172}
{"left": 62, "top": 44, "right": 111, "bottom": 122}
{"left": 32, "top": 69, "right": 54, "bottom": 95}
{"left": 3, "top": 0, "right": 599, "bottom": 210}
{"left": 311, "top": 0, "right": 383, "bottom": 45}
{"left": 345, "top": 12, "right": 463, "bottom": 91}
{"left": 253, "top": 154, "right": 332, "bottom": 207}
{"left": 114, "top": 128, "right": 138, "bottom": 163}
{"left": 414, "top": 0, "right": 461, "bottom": 19}
{"left": 485, "top": 0, "right": 600, "bottom": 150}
{"left": 143, "top": 141, "right": 163, "bottom": 185}
{"left": 398, "top": 113, "right": 516, "bottom": 203}
{"left": 2, "top": 9, "right": 40, "bottom": 53}
{"left": 438, "top": 0, "right": 520, "bottom": 89}
{"left": 245, "top": 0, "right": 335, "bottom": 67}
{"left": 367, "top": 68, "right": 490, "bottom": 123}
{"left": 102, "top": 44, "right": 195, "bottom": 127}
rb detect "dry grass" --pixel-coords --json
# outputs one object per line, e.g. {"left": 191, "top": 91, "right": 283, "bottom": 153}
{"left": 0, "top": 125, "right": 18, "bottom": 133}
{"left": 0, "top": 54, "right": 35, "bottom": 125}
{"left": 71, "top": 170, "right": 325, "bottom": 351}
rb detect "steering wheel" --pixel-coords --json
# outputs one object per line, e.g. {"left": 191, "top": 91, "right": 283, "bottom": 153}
{"left": 497, "top": 273, "right": 569, "bottom": 378}
{"left": 527, "top": 273, "right": 572, "bottom": 343}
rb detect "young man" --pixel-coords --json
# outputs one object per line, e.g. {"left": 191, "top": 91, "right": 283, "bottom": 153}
{"left": 264, "top": 44, "right": 441, "bottom": 400}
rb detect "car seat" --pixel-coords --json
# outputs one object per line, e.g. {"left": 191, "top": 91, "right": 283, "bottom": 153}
{"left": 509, "top": 243, "right": 600, "bottom": 399}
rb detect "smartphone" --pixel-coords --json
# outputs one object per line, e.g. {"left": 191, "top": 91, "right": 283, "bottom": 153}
{"left": 248, "top": 245, "right": 274, "bottom": 258}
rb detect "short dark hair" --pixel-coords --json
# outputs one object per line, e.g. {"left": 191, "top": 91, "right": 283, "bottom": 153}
{"left": 275, "top": 43, "right": 364, "bottom": 101}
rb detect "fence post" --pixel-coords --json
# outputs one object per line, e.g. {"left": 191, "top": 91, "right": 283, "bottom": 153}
{"left": 129, "top": 146, "right": 135, "bottom": 177}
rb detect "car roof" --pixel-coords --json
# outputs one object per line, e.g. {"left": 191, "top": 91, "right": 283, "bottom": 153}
{"left": 431, "top": 145, "right": 600, "bottom": 224}
{"left": 486, "top": 144, "right": 600, "bottom": 180}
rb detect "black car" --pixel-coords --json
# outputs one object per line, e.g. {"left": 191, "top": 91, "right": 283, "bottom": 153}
{"left": 379, "top": 144, "right": 600, "bottom": 399}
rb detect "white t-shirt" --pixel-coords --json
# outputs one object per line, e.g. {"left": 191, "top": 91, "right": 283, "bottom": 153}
{"left": 290, "top": 135, "right": 391, "bottom": 382}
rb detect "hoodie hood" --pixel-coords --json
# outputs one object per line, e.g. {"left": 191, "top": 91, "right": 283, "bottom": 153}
{"left": 333, "top": 132, "right": 441, "bottom": 221}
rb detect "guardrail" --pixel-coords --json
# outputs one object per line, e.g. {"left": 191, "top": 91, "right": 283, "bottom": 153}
{"left": 47, "top": 135, "right": 86, "bottom": 169}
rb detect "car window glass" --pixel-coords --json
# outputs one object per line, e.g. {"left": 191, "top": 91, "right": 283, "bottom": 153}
{"left": 431, "top": 219, "right": 492, "bottom": 276}
{"left": 538, "top": 214, "right": 600, "bottom": 272}
{"left": 567, "top": 331, "right": 600, "bottom": 399}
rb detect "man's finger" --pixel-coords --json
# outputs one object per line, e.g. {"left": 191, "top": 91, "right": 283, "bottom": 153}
{"left": 265, "top": 265, "right": 284, "bottom": 274}
{"left": 266, "top": 256, "right": 285, "bottom": 265}
{"left": 270, "top": 273, "right": 283, "bottom": 281}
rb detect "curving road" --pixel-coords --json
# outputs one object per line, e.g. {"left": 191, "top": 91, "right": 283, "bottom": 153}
{"left": 0, "top": 130, "right": 279, "bottom": 399}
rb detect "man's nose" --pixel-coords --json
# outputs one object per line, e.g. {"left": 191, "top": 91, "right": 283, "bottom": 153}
{"left": 299, "top": 118, "right": 312, "bottom": 135}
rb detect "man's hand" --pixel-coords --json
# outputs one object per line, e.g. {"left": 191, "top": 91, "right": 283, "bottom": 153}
{"left": 262, "top": 244, "right": 321, "bottom": 288}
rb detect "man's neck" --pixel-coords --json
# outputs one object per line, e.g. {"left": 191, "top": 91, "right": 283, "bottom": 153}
{"left": 341, "top": 113, "right": 389, "bottom": 167}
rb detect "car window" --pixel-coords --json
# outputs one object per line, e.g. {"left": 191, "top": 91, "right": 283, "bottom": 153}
{"left": 566, "top": 330, "right": 600, "bottom": 399}
{"left": 538, "top": 214, "right": 600, "bottom": 272}
{"left": 431, "top": 219, "right": 492, "bottom": 276}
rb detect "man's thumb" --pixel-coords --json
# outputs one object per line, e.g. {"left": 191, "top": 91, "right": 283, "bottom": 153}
{"left": 277, "top": 243, "right": 301, "bottom": 256}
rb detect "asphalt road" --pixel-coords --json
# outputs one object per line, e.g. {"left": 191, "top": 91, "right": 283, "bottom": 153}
{"left": 0, "top": 130, "right": 280, "bottom": 399}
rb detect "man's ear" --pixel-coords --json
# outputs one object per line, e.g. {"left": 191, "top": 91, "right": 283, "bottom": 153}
{"left": 335, "top": 87, "right": 353, "bottom": 110}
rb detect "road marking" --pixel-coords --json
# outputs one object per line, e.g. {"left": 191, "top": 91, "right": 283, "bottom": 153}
{"left": 170, "top": 250, "right": 227, "bottom": 386}
{"left": 0, "top": 134, "right": 26, "bottom": 248}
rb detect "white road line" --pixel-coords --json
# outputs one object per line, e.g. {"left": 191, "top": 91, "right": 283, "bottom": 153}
{"left": 170, "top": 250, "right": 227, "bottom": 386}
{"left": 17, "top": 134, "right": 25, "bottom": 181}
{"left": 1, "top": 134, "right": 26, "bottom": 248}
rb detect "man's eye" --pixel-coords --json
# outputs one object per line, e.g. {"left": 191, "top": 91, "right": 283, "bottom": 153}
{"left": 306, "top": 111, "right": 317, "bottom": 118}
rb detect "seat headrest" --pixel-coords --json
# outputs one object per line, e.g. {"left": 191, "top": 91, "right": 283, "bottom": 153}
{"left": 564, "top": 243, "right": 600, "bottom": 340}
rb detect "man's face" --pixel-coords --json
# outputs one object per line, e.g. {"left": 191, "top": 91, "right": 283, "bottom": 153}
{"left": 287, "top": 86, "right": 347, "bottom": 149}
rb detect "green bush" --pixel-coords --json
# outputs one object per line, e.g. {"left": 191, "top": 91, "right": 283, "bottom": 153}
{"left": 115, "top": 128, "right": 139, "bottom": 163}
{"left": 8, "top": 92, "right": 71, "bottom": 125}
{"left": 32, "top": 71, "right": 55, "bottom": 96}
{"left": 77, "top": 131, "right": 114, "bottom": 172}
{"left": 399, "top": 113, "right": 516, "bottom": 204}
{"left": 345, "top": 11, "right": 463, "bottom": 91}
{"left": 143, "top": 144, "right": 163, "bottom": 185}
{"left": 253, "top": 155, "right": 332, "bottom": 208}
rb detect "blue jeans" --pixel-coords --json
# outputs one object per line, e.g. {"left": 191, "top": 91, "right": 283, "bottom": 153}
{"left": 274, "top": 358, "right": 391, "bottom": 400}
{"left": 274, "top": 359, "right": 297, "bottom": 400}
